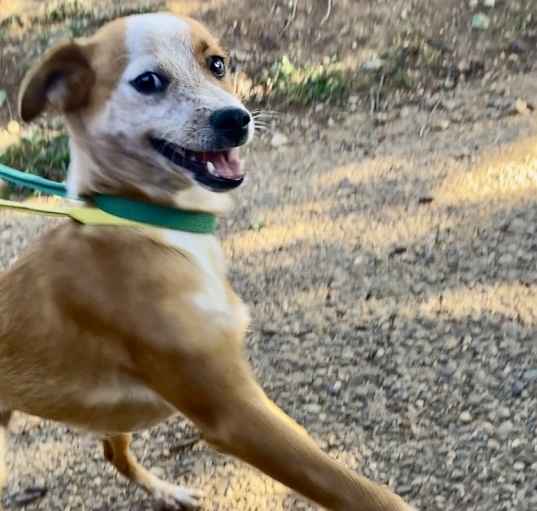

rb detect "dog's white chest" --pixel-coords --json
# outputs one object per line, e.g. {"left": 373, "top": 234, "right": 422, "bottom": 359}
{"left": 161, "top": 230, "right": 248, "bottom": 323}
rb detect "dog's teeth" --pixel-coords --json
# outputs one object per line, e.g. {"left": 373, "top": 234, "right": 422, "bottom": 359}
{"left": 207, "top": 162, "right": 216, "bottom": 175}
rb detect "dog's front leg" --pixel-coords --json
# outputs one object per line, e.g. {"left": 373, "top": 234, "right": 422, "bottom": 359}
{"left": 103, "top": 433, "right": 202, "bottom": 510}
{"left": 150, "top": 353, "right": 414, "bottom": 511}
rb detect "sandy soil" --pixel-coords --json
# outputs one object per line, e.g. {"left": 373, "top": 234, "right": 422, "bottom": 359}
{"left": 0, "top": 1, "right": 537, "bottom": 510}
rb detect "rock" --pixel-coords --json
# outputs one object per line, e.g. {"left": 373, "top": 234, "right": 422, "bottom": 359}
{"left": 330, "top": 381, "right": 343, "bottom": 395}
{"left": 472, "top": 13, "right": 490, "bottom": 31}
{"left": 498, "top": 254, "right": 514, "bottom": 265}
{"left": 433, "top": 119, "right": 450, "bottom": 131}
{"left": 446, "top": 337, "right": 460, "bottom": 351}
{"left": 497, "top": 420, "right": 514, "bottom": 438}
{"left": 483, "top": 0, "right": 495, "bottom": 7}
{"left": 480, "top": 421, "right": 495, "bottom": 436}
{"left": 10, "top": 487, "right": 47, "bottom": 506}
{"left": 451, "top": 469, "right": 465, "bottom": 481}
{"left": 440, "top": 361, "right": 457, "bottom": 377}
{"left": 510, "top": 40, "right": 529, "bottom": 54}
{"left": 511, "top": 438, "right": 525, "bottom": 451}
{"left": 468, "top": 393, "right": 484, "bottom": 406}
{"left": 418, "top": 196, "right": 434, "bottom": 205}
{"left": 390, "top": 246, "right": 407, "bottom": 257}
{"left": 271, "top": 132, "right": 288, "bottom": 147}
{"left": 353, "top": 255, "right": 366, "bottom": 266}
{"left": 361, "top": 57, "right": 385, "bottom": 71}
{"left": 509, "top": 217, "right": 527, "bottom": 233}
{"left": 488, "top": 438, "right": 500, "bottom": 450}
{"left": 523, "top": 368, "right": 537, "bottom": 381}
{"left": 442, "top": 99, "right": 459, "bottom": 112}
{"left": 511, "top": 380, "right": 525, "bottom": 398}
{"left": 459, "top": 411, "right": 473, "bottom": 424}
{"left": 513, "top": 461, "right": 525, "bottom": 471}
{"left": 400, "top": 106, "right": 412, "bottom": 118}
{"left": 513, "top": 98, "right": 532, "bottom": 115}
{"left": 397, "top": 485, "right": 412, "bottom": 496}
{"left": 498, "top": 406, "right": 511, "bottom": 419}
{"left": 304, "top": 403, "right": 322, "bottom": 414}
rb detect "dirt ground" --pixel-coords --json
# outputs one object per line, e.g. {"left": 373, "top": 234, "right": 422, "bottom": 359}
{"left": 1, "top": 1, "right": 537, "bottom": 510}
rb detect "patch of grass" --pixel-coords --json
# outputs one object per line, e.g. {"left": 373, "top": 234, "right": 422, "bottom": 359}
{"left": 0, "top": 129, "right": 69, "bottom": 196}
{"left": 256, "top": 51, "right": 421, "bottom": 109}
{"left": 33, "top": 0, "right": 163, "bottom": 27}
{"left": 386, "top": 30, "right": 443, "bottom": 73}
{"left": 38, "top": 0, "right": 91, "bottom": 24}
{"left": 260, "top": 56, "right": 350, "bottom": 106}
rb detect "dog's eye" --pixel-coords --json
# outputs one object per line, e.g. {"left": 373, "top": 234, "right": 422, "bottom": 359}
{"left": 130, "top": 72, "right": 169, "bottom": 94}
{"left": 208, "top": 56, "right": 226, "bottom": 79}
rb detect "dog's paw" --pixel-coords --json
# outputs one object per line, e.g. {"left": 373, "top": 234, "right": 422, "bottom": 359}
{"left": 154, "top": 485, "right": 203, "bottom": 510}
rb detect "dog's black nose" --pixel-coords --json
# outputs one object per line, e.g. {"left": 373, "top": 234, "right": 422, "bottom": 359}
{"left": 209, "top": 107, "right": 251, "bottom": 146}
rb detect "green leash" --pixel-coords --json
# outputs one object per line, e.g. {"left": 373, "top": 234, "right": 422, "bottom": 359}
{"left": 0, "top": 163, "right": 217, "bottom": 234}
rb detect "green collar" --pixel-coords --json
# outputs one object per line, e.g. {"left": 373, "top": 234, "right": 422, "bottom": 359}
{"left": 0, "top": 163, "right": 217, "bottom": 234}
{"left": 92, "top": 195, "right": 217, "bottom": 233}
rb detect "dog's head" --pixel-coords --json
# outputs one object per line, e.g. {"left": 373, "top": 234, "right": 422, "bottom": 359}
{"left": 19, "top": 13, "right": 254, "bottom": 211}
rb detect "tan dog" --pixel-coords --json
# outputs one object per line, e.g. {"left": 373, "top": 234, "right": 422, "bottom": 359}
{"left": 0, "top": 13, "right": 415, "bottom": 511}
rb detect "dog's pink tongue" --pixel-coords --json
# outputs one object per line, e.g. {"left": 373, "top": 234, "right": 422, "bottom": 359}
{"left": 209, "top": 149, "right": 243, "bottom": 179}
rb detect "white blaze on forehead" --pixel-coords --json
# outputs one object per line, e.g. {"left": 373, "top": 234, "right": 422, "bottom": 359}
{"left": 125, "top": 13, "right": 195, "bottom": 81}
{"left": 126, "top": 13, "right": 190, "bottom": 54}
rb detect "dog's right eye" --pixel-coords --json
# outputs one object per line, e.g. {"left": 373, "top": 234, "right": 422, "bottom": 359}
{"left": 130, "top": 72, "right": 169, "bottom": 95}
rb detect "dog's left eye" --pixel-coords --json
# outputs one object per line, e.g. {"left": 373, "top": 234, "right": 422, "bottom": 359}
{"left": 130, "top": 72, "right": 169, "bottom": 95}
{"left": 208, "top": 56, "right": 226, "bottom": 79}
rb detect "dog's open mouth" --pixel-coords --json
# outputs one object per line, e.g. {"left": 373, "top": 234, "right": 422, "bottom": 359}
{"left": 150, "top": 137, "right": 244, "bottom": 192}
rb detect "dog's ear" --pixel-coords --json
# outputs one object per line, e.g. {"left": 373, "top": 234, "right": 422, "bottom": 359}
{"left": 18, "top": 40, "right": 96, "bottom": 122}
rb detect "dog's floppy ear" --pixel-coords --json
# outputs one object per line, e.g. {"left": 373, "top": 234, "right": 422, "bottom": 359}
{"left": 18, "top": 40, "right": 96, "bottom": 122}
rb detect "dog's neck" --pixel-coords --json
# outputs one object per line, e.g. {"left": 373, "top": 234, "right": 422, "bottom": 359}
{"left": 66, "top": 141, "right": 230, "bottom": 280}
{"left": 66, "top": 142, "right": 234, "bottom": 216}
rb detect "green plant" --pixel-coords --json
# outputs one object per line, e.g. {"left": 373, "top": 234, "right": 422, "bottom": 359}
{"left": 38, "top": 0, "right": 91, "bottom": 23}
{"left": 261, "top": 56, "right": 349, "bottom": 106}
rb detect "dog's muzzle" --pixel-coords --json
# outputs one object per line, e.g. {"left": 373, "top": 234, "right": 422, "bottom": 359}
{"left": 209, "top": 107, "right": 251, "bottom": 148}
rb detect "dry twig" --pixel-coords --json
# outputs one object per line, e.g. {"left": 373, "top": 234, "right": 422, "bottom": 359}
{"left": 320, "top": 0, "right": 333, "bottom": 25}
{"left": 283, "top": 0, "right": 298, "bottom": 32}
{"left": 419, "top": 100, "right": 441, "bottom": 137}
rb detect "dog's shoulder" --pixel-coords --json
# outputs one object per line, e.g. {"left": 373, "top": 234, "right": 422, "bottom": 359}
{"left": 30, "top": 221, "right": 203, "bottom": 298}
{"left": 2, "top": 222, "right": 248, "bottom": 353}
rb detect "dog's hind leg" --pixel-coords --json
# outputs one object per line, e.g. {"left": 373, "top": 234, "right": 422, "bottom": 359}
{"left": 103, "top": 433, "right": 202, "bottom": 510}
{"left": 0, "top": 410, "right": 12, "bottom": 509}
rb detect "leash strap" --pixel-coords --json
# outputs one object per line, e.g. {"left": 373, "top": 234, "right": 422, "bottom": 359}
{"left": 0, "top": 198, "right": 139, "bottom": 226}
{"left": 0, "top": 163, "right": 217, "bottom": 233}
{"left": 0, "top": 163, "right": 68, "bottom": 197}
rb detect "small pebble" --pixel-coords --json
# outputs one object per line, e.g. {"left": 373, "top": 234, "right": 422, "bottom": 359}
{"left": 514, "top": 461, "right": 525, "bottom": 471}
{"left": 472, "top": 13, "right": 490, "bottom": 30}
{"left": 497, "top": 420, "right": 515, "bottom": 438}
{"left": 271, "top": 132, "right": 288, "bottom": 147}
{"left": 459, "top": 411, "right": 473, "bottom": 424}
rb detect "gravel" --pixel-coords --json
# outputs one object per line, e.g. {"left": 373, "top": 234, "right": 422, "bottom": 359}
{"left": 1, "top": 74, "right": 537, "bottom": 511}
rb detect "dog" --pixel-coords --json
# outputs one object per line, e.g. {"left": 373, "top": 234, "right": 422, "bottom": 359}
{"left": 0, "top": 13, "right": 415, "bottom": 511}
